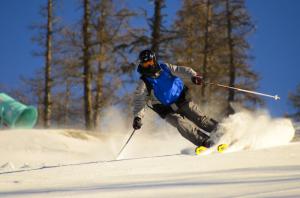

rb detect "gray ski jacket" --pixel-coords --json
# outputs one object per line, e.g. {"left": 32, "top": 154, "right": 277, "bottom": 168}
{"left": 133, "top": 63, "right": 197, "bottom": 118}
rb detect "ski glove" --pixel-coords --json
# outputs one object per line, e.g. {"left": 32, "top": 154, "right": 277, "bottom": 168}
{"left": 133, "top": 117, "right": 142, "bottom": 130}
{"left": 191, "top": 73, "right": 203, "bottom": 85}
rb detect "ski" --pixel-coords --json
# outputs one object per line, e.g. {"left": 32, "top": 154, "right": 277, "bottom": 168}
{"left": 217, "top": 144, "right": 229, "bottom": 153}
{"left": 195, "top": 143, "right": 229, "bottom": 155}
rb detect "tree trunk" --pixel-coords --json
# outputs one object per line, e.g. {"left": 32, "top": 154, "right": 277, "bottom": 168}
{"left": 94, "top": 61, "right": 104, "bottom": 129}
{"left": 226, "top": 0, "right": 235, "bottom": 113}
{"left": 201, "top": 0, "right": 212, "bottom": 103}
{"left": 151, "top": 0, "right": 164, "bottom": 56}
{"left": 226, "top": 0, "right": 236, "bottom": 115}
{"left": 64, "top": 79, "right": 71, "bottom": 126}
{"left": 44, "top": 0, "right": 53, "bottom": 128}
{"left": 93, "top": 8, "right": 106, "bottom": 129}
{"left": 82, "top": 0, "right": 93, "bottom": 130}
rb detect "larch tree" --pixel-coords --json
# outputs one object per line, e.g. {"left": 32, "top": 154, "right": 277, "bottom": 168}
{"left": 170, "top": 0, "right": 261, "bottom": 118}
{"left": 82, "top": 0, "right": 94, "bottom": 130}
{"left": 44, "top": 0, "right": 53, "bottom": 128}
{"left": 221, "top": 0, "right": 262, "bottom": 113}
{"left": 90, "top": 0, "right": 138, "bottom": 129}
{"left": 289, "top": 84, "right": 300, "bottom": 121}
{"left": 150, "top": 0, "right": 164, "bottom": 56}
{"left": 171, "top": 0, "right": 224, "bottom": 105}
{"left": 31, "top": 0, "right": 59, "bottom": 128}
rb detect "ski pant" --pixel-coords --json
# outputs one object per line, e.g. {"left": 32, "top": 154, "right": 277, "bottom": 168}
{"left": 152, "top": 100, "right": 218, "bottom": 147}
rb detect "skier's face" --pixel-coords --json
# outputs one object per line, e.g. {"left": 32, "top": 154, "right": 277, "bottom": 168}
{"left": 138, "top": 59, "right": 161, "bottom": 78}
{"left": 141, "top": 59, "right": 155, "bottom": 68}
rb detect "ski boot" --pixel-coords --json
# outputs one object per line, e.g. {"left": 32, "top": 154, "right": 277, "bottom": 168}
{"left": 195, "top": 138, "right": 213, "bottom": 155}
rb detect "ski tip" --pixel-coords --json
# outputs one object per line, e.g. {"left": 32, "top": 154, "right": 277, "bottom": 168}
{"left": 195, "top": 146, "right": 208, "bottom": 155}
{"left": 217, "top": 144, "right": 228, "bottom": 153}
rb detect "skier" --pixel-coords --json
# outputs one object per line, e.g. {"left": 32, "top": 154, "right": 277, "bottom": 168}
{"left": 132, "top": 49, "right": 219, "bottom": 148}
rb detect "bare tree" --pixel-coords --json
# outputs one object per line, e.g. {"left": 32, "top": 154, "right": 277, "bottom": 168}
{"left": 44, "top": 0, "right": 53, "bottom": 128}
{"left": 201, "top": 0, "right": 212, "bottom": 103}
{"left": 30, "top": 0, "right": 61, "bottom": 127}
{"left": 91, "top": 0, "right": 109, "bottom": 129}
{"left": 289, "top": 84, "right": 300, "bottom": 121}
{"left": 225, "top": 0, "right": 235, "bottom": 105}
{"left": 82, "top": 0, "right": 94, "bottom": 130}
{"left": 222, "top": 0, "right": 261, "bottom": 113}
{"left": 150, "top": 0, "right": 165, "bottom": 56}
{"left": 89, "top": 0, "right": 140, "bottom": 128}
{"left": 171, "top": 0, "right": 224, "bottom": 104}
{"left": 170, "top": 0, "right": 261, "bottom": 117}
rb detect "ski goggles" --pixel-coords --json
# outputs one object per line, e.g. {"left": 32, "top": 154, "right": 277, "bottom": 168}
{"left": 141, "top": 59, "right": 155, "bottom": 67}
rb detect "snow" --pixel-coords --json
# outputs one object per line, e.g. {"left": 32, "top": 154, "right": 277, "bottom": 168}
{"left": 0, "top": 110, "right": 300, "bottom": 198}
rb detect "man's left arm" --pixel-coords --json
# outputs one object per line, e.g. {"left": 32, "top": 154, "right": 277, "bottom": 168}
{"left": 165, "top": 63, "right": 202, "bottom": 85}
{"left": 165, "top": 63, "right": 197, "bottom": 79}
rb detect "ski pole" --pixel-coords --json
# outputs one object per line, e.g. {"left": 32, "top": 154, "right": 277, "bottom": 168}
{"left": 117, "top": 129, "right": 136, "bottom": 159}
{"left": 206, "top": 82, "right": 280, "bottom": 100}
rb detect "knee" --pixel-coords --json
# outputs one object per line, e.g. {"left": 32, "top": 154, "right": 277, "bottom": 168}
{"left": 165, "top": 114, "right": 183, "bottom": 127}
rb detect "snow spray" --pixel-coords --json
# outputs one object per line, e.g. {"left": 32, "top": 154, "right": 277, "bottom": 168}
{"left": 101, "top": 107, "right": 191, "bottom": 159}
{"left": 213, "top": 110, "right": 295, "bottom": 151}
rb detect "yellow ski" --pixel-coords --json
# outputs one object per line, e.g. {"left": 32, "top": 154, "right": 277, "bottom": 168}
{"left": 217, "top": 144, "right": 228, "bottom": 153}
{"left": 195, "top": 146, "right": 208, "bottom": 155}
{"left": 195, "top": 143, "right": 229, "bottom": 155}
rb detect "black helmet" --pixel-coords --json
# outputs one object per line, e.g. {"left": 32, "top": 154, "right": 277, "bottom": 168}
{"left": 139, "top": 49, "right": 156, "bottom": 63}
{"left": 137, "top": 49, "right": 161, "bottom": 77}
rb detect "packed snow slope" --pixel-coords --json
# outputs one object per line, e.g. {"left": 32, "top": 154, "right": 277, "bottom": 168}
{"left": 0, "top": 110, "right": 299, "bottom": 198}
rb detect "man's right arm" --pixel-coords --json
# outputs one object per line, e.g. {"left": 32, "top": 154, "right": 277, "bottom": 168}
{"left": 133, "top": 79, "right": 148, "bottom": 119}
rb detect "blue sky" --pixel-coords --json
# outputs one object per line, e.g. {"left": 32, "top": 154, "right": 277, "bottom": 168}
{"left": 0, "top": 0, "right": 299, "bottom": 118}
{"left": 246, "top": 0, "right": 300, "bottom": 116}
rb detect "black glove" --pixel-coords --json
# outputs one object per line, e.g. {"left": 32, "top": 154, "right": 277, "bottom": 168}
{"left": 133, "top": 117, "right": 142, "bottom": 130}
{"left": 191, "top": 73, "right": 203, "bottom": 85}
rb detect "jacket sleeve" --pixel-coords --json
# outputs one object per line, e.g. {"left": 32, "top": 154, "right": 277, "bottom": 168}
{"left": 165, "top": 63, "right": 197, "bottom": 80}
{"left": 133, "top": 79, "right": 148, "bottom": 118}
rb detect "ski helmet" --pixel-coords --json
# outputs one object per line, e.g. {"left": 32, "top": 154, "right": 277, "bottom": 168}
{"left": 139, "top": 49, "right": 156, "bottom": 64}
{"left": 137, "top": 49, "right": 161, "bottom": 77}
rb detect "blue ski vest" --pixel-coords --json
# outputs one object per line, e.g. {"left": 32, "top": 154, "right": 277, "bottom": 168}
{"left": 141, "top": 63, "right": 184, "bottom": 106}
